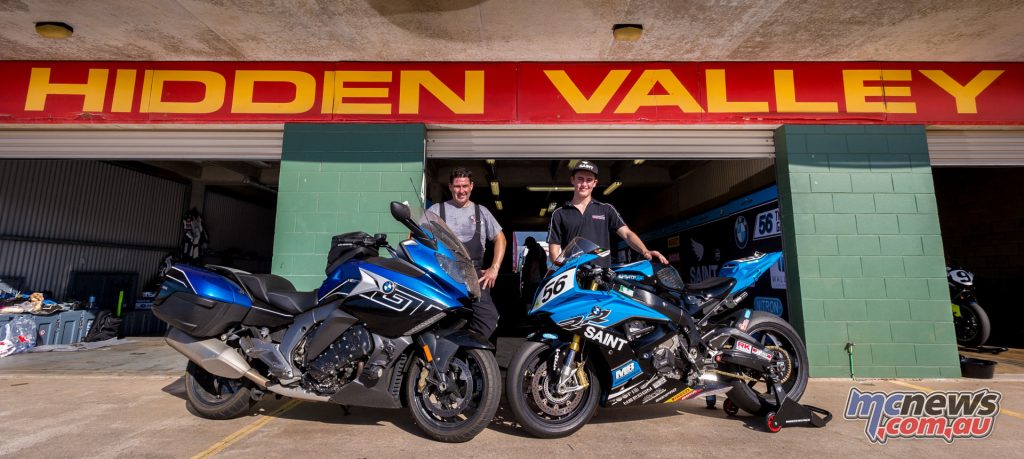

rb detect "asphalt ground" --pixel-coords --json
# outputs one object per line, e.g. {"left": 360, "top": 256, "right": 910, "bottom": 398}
{"left": 1, "top": 338, "right": 1022, "bottom": 458}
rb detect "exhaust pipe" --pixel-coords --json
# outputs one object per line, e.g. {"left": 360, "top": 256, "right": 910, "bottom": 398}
{"left": 165, "top": 328, "right": 268, "bottom": 389}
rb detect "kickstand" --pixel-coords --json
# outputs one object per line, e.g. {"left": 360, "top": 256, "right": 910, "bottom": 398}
{"left": 762, "top": 372, "right": 832, "bottom": 433}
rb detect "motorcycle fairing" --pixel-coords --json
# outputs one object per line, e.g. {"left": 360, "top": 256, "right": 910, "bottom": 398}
{"left": 718, "top": 251, "right": 782, "bottom": 294}
{"left": 164, "top": 264, "right": 253, "bottom": 307}
{"left": 533, "top": 253, "right": 671, "bottom": 328}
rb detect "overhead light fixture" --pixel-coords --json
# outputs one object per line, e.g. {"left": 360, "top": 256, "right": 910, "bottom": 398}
{"left": 603, "top": 181, "right": 622, "bottom": 196}
{"left": 495, "top": 200, "right": 503, "bottom": 210}
{"left": 489, "top": 180, "right": 500, "bottom": 196}
{"left": 633, "top": 159, "right": 645, "bottom": 165}
{"left": 547, "top": 202, "right": 557, "bottom": 212}
{"left": 35, "top": 22, "right": 74, "bottom": 39}
{"left": 539, "top": 208, "right": 547, "bottom": 217}
{"left": 485, "top": 159, "right": 495, "bottom": 165}
{"left": 567, "top": 160, "right": 580, "bottom": 169}
{"left": 613, "top": 24, "right": 643, "bottom": 42}
{"left": 527, "top": 186, "right": 575, "bottom": 192}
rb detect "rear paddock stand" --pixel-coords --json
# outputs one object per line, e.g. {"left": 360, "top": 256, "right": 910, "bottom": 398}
{"left": 724, "top": 371, "right": 833, "bottom": 432}
{"left": 761, "top": 373, "right": 831, "bottom": 433}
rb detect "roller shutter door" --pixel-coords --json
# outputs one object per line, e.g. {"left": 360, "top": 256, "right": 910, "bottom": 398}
{"left": 426, "top": 128, "right": 775, "bottom": 159}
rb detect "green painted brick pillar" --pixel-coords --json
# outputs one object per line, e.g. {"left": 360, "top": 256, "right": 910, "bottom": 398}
{"left": 775, "top": 125, "right": 960, "bottom": 379}
{"left": 272, "top": 124, "right": 425, "bottom": 290}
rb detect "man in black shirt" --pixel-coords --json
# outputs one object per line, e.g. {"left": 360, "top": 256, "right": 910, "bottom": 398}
{"left": 546, "top": 160, "right": 667, "bottom": 267}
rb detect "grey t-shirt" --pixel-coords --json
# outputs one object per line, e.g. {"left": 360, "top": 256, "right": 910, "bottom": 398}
{"left": 427, "top": 201, "right": 502, "bottom": 253}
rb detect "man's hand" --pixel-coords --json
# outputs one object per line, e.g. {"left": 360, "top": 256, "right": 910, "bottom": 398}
{"left": 478, "top": 266, "right": 499, "bottom": 289}
{"left": 644, "top": 250, "right": 669, "bottom": 264}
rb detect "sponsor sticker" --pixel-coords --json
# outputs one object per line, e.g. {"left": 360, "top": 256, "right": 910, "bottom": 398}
{"left": 770, "top": 258, "right": 786, "bottom": 289}
{"left": 754, "top": 296, "right": 784, "bottom": 316}
{"left": 754, "top": 208, "right": 782, "bottom": 240}
{"left": 663, "top": 387, "right": 701, "bottom": 403}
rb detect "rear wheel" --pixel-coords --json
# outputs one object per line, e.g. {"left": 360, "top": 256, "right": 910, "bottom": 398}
{"left": 405, "top": 348, "right": 501, "bottom": 443}
{"left": 955, "top": 301, "right": 991, "bottom": 347}
{"left": 726, "top": 313, "right": 808, "bottom": 416}
{"left": 184, "top": 361, "right": 256, "bottom": 420}
{"left": 506, "top": 341, "right": 601, "bottom": 438}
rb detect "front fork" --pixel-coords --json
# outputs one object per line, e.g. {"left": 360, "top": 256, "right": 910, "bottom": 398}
{"left": 557, "top": 336, "right": 589, "bottom": 393}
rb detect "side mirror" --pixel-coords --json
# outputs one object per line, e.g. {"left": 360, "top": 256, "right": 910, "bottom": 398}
{"left": 390, "top": 201, "right": 411, "bottom": 221}
{"left": 389, "top": 201, "right": 436, "bottom": 250}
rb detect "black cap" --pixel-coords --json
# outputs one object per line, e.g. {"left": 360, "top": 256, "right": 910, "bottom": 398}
{"left": 572, "top": 160, "right": 599, "bottom": 176}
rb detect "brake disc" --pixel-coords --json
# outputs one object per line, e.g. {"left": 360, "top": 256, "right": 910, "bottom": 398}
{"left": 529, "top": 362, "right": 583, "bottom": 417}
{"left": 420, "top": 357, "right": 473, "bottom": 419}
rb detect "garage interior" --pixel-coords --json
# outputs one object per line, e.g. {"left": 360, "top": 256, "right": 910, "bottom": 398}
{"left": 422, "top": 128, "right": 780, "bottom": 334}
{"left": 927, "top": 129, "right": 1024, "bottom": 349}
{"left": 0, "top": 157, "right": 279, "bottom": 335}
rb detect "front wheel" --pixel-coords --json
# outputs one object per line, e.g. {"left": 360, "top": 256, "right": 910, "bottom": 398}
{"left": 954, "top": 301, "right": 991, "bottom": 347}
{"left": 184, "top": 361, "right": 257, "bottom": 420}
{"left": 405, "top": 348, "right": 501, "bottom": 443}
{"left": 506, "top": 341, "right": 601, "bottom": 438}
{"left": 726, "top": 313, "right": 809, "bottom": 416}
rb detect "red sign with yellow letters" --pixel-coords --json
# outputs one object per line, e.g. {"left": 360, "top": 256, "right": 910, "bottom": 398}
{"left": 0, "top": 61, "right": 1020, "bottom": 124}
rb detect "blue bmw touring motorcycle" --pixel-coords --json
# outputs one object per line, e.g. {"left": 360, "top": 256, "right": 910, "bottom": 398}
{"left": 506, "top": 237, "right": 825, "bottom": 437}
{"left": 153, "top": 202, "right": 501, "bottom": 443}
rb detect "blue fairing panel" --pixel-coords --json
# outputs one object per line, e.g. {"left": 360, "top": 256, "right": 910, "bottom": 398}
{"left": 171, "top": 265, "right": 252, "bottom": 307}
{"left": 612, "top": 260, "right": 654, "bottom": 281}
{"left": 532, "top": 254, "right": 669, "bottom": 327}
{"left": 319, "top": 257, "right": 463, "bottom": 309}
{"left": 719, "top": 252, "right": 783, "bottom": 293}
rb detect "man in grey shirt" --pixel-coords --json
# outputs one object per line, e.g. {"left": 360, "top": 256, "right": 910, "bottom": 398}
{"left": 427, "top": 167, "right": 506, "bottom": 340}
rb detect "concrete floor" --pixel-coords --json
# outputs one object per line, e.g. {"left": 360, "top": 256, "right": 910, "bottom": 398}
{"left": 1, "top": 338, "right": 1022, "bottom": 458}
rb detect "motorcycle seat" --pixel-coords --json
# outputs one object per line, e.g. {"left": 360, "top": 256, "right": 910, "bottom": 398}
{"left": 683, "top": 276, "right": 735, "bottom": 299}
{"left": 236, "top": 273, "right": 318, "bottom": 315}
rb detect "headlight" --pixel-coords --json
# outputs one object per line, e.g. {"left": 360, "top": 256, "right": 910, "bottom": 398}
{"left": 435, "top": 253, "right": 466, "bottom": 284}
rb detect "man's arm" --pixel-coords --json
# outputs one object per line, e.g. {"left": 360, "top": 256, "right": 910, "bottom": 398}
{"left": 479, "top": 231, "right": 506, "bottom": 289}
{"left": 616, "top": 226, "right": 668, "bottom": 264}
{"left": 548, "top": 243, "right": 562, "bottom": 264}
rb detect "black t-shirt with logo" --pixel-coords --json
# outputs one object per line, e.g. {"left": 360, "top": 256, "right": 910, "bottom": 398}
{"left": 546, "top": 200, "right": 626, "bottom": 267}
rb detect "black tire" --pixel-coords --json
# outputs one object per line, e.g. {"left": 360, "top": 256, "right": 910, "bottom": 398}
{"left": 955, "top": 301, "right": 991, "bottom": 347}
{"left": 506, "top": 341, "right": 601, "bottom": 439}
{"left": 725, "top": 312, "right": 809, "bottom": 416}
{"left": 405, "top": 348, "right": 501, "bottom": 443}
{"left": 184, "top": 361, "right": 257, "bottom": 420}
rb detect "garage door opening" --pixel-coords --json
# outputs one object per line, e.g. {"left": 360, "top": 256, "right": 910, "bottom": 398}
{"left": 424, "top": 154, "right": 783, "bottom": 336}
{"left": 933, "top": 166, "right": 1024, "bottom": 348}
{"left": 0, "top": 158, "right": 279, "bottom": 336}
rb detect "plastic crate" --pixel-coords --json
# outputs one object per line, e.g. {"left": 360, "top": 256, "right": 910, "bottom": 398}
{"left": 32, "top": 314, "right": 62, "bottom": 345}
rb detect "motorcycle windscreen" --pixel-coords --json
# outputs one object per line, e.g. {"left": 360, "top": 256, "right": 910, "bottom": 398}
{"left": 554, "top": 237, "right": 607, "bottom": 266}
{"left": 416, "top": 208, "right": 481, "bottom": 299}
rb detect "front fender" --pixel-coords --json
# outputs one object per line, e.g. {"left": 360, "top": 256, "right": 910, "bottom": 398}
{"left": 418, "top": 328, "right": 493, "bottom": 375}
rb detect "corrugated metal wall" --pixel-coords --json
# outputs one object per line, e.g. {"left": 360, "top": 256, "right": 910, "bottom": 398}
{"left": 203, "top": 190, "right": 275, "bottom": 273}
{"left": 0, "top": 160, "right": 187, "bottom": 297}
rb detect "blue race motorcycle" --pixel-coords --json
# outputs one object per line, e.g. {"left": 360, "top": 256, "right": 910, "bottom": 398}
{"left": 506, "top": 238, "right": 813, "bottom": 437}
{"left": 153, "top": 202, "right": 501, "bottom": 443}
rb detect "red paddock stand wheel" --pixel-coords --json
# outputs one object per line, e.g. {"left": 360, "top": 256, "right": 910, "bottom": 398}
{"left": 723, "top": 399, "right": 739, "bottom": 417}
{"left": 765, "top": 412, "right": 782, "bottom": 433}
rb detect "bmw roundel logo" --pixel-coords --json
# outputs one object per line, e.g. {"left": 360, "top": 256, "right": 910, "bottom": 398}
{"left": 734, "top": 216, "right": 749, "bottom": 249}
{"left": 381, "top": 281, "right": 395, "bottom": 293}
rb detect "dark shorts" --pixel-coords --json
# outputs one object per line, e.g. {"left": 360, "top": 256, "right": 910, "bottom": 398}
{"left": 469, "top": 287, "right": 499, "bottom": 340}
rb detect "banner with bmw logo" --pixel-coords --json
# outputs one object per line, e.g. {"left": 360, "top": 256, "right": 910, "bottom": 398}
{"left": 632, "top": 185, "right": 788, "bottom": 319}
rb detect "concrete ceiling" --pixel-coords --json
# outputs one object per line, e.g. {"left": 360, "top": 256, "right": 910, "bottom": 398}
{"left": 1, "top": 0, "right": 1023, "bottom": 62}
